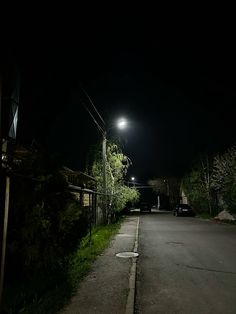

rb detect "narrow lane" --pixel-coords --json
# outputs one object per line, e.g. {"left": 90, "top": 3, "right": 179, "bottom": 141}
{"left": 135, "top": 212, "right": 236, "bottom": 314}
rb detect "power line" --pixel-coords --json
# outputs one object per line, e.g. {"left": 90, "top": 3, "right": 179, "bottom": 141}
{"left": 82, "top": 102, "right": 105, "bottom": 136}
{"left": 81, "top": 87, "right": 106, "bottom": 127}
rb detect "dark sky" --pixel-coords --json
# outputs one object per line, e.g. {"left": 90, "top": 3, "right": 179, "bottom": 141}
{"left": 2, "top": 25, "right": 236, "bottom": 181}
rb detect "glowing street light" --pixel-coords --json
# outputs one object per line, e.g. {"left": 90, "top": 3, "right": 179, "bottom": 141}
{"left": 102, "top": 117, "right": 128, "bottom": 221}
{"left": 81, "top": 87, "right": 130, "bottom": 223}
{"left": 130, "top": 176, "right": 135, "bottom": 187}
{"left": 117, "top": 118, "right": 127, "bottom": 130}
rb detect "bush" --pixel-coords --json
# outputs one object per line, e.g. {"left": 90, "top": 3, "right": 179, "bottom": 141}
{"left": 3, "top": 219, "right": 122, "bottom": 314}
{"left": 3, "top": 150, "right": 89, "bottom": 312}
{"left": 224, "top": 183, "right": 236, "bottom": 213}
{"left": 212, "top": 146, "right": 236, "bottom": 213}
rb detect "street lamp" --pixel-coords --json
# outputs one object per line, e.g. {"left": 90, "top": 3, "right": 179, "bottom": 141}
{"left": 131, "top": 176, "right": 135, "bottom": 187}
{"left": 81, "top": 88, "right": 129, "bottom": 223}
{"left": 117, "top": 118, "right": 127, "bottom": 130}
{"left": 102, "top": 117, "right": 128, "bottom": 222}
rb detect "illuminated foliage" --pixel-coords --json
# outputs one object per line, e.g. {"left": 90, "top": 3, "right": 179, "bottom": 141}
{"left": 91, "top": 141, "right": 139, "bottom": 216}
{"left": 182, "top": 146, "right": 236, "bottom": 214}
{"left": 212, "top": 146, "right": 236, "bottom": 212}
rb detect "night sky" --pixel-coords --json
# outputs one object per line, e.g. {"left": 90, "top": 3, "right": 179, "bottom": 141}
{"left": 2, "top": 25, "right": 236, "bottom": 181}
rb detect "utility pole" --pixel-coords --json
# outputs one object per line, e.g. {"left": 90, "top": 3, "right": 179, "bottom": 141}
{"left": 0, "top": 68, "right": 20, "bottom": 309}
{"left": 0, "top": 75, "right": 10, "bottom": 310}
{"left": 102, "top": 132, "right": 107, "bottom": 223}
{"left": 82, "top": 91, "right": 128, "bottom": 224}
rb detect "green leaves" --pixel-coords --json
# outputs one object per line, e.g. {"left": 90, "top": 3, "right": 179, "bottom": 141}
{"left": 112, "top": 185, "right": 140, "bottom": 212}
{"left": 91, "top": 141, "right": 139, "bottom": 214}
{"left": 182, "top": 146, "right": 236, "bottom": 214}
{"left": 211, "top": 146, "right": 236, "bottom": 212}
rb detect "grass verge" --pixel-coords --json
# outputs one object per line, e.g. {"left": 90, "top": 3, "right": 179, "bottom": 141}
{"left": 3, "top": 218, "right": 123, "bottom": 314}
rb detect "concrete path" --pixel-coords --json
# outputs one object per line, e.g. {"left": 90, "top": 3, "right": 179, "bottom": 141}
{"left": 60, "top": 216, "right": 139, "bottom": 314}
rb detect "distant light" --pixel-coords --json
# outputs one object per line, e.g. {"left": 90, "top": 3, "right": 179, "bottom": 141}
{"left": 117, "top": 118, "right": 127, "bottom": 130}
{"left": 131, "top": 177, "right": 135, "bottom": 181}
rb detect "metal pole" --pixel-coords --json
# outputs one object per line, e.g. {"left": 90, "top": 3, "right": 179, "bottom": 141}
{"left": 0, "top": 75, "right": 2, "bottom": 171}
{"left": 0, "top": 175, "right": 10, "bottom": 308}
{"left": 102, "top": 132, "right": 107, "bottom": 223}
{"left": 0, "top": 74, "right": 3, "bottom": 309}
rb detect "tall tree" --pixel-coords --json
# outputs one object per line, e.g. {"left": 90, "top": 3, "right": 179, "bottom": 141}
{"left": 91, "top": 141, "right": 139, "bottom": 223}
{"left": 181, "top": 155, "right": 215, "bottom": 214}
{"left": 211, "top": 146, "right": 236, "bottom": 212}
{"left": 200, "top": 155, "right": 213, "bottom": 215}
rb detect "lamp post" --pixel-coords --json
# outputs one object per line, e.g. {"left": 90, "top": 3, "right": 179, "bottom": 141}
{"left": 102, "top": 131, "right": 107, "bottom": 223}
{"left": 81, "top": 89, "right": 129, "bottom": 223}
{"left": 102, "top": 118, "right": 128, "bottom": 223}
{"left": 131, "top": 176, "right": 135, "bottom": 187}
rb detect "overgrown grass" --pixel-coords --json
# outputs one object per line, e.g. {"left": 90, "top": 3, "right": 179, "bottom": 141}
{"left": 66, "top": 220, "right": 123, "bottom": 288}
{"left": 3, "top": 219, "right": 123, "bottom": 314}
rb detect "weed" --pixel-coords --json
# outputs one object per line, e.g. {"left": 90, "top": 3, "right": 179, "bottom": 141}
{"left": 3, "top": 220, "right": 122, "bottom": 314}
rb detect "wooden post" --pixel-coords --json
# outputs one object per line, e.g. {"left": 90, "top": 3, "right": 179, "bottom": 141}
{"left": 0, "top": 175, "right": 10, "bottom": 308}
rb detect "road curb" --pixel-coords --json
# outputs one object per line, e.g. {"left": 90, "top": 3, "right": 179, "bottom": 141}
{"left": 125, "top": 217, "right": 140, "bottom": 314}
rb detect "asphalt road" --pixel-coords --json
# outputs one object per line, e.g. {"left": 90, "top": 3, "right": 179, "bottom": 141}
{"left": 135, "top": 212, "right": 236, "bottom": 314}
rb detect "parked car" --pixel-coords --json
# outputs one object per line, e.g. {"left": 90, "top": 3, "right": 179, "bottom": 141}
{"left": 173, "top": 204, "right": 195, "bottom": 217}
{"left": 140, "top": 202, "right": 152, "bottom": 213}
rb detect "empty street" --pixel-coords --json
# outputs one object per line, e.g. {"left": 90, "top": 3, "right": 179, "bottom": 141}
{"left": 136, "top": 212, "right": 236, "bottom": 314}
